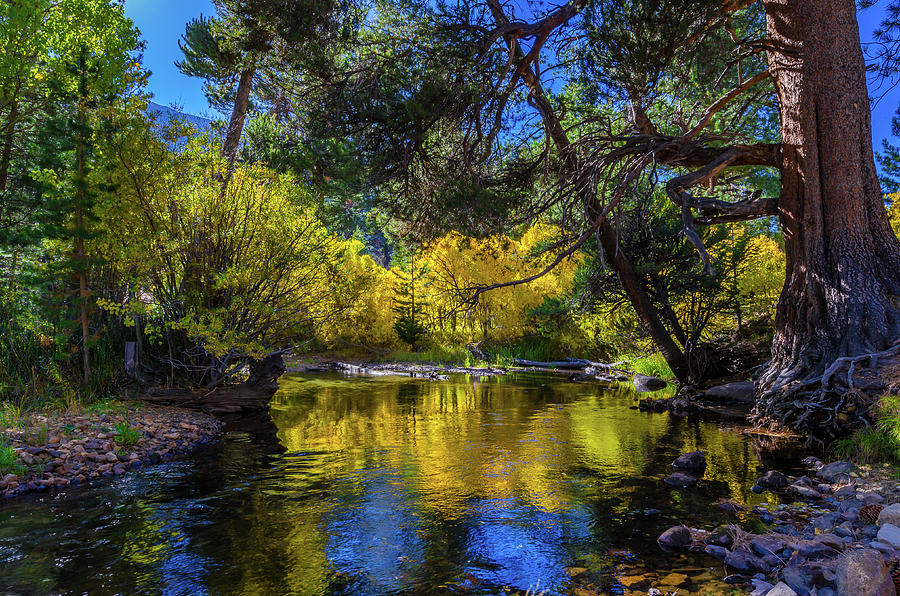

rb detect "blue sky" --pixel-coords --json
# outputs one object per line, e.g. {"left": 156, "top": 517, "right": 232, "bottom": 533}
{"left": 125, "top": 0, "right": 900, "bottom": 150}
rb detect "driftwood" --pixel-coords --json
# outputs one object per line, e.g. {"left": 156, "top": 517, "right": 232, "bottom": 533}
{"left": 514, "top": 358, "right": 592, "bottom": 369}
{"left": 329, "top": 361, "right": 450, "bottom": 380}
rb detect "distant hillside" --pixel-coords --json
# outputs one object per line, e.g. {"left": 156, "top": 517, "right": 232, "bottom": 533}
{"left": 147, "top": 101, "right": 214, "bottom": 132}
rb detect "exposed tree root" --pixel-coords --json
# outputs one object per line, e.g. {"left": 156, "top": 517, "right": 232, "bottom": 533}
{"left": 751, "top": 342, "right": 900, "bottom": 447}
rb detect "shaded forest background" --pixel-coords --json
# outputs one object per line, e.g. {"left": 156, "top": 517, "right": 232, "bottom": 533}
{"left": 2, "top": 0, "right": 900, "bottom": 449}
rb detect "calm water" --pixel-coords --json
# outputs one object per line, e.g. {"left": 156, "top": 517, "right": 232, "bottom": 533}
{"left": 0, "top": 372, "right": 803, "bottom": 595}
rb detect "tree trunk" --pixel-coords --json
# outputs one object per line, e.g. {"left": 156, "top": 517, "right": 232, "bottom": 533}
{"left": 754, "top": 0, "right": 900, "bottom": 441}
{"left": 221, "top": 66, "right": 255, "bottom": 181}
{"left": 75, "top": 125, "right": 91, "bottom": 385}
{"left": 596, "top": 221, "right": 690, "bottom": 382}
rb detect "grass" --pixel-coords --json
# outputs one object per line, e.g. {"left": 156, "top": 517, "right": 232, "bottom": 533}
{"left": 0, "top": 402, "right": 23, "bottom": 430}
{"left": 114, "top": 421, "right": 141, "bottom": 446}
{"left": 26, "top": 423, "right": 49, "bottom": 446}
{"left": 829, "top": 394, "right": 900, "bottom": 464}
{"left": 0, "top": 443, "right": 24, "bottom": 477}
{"left": 624, "top": 352, "right": 675, "bottom": 380}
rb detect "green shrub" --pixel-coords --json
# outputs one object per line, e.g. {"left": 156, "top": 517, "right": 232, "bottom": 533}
{"left": 114, "top": 421, "right": 141, "bottom": 446}
{"left": 0, "top": 443, "right": 24, "bottom": 477}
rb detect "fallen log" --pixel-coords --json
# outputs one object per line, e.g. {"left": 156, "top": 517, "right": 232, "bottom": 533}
{"left": 513, "top": 358, "right": 592, "bottom": 369}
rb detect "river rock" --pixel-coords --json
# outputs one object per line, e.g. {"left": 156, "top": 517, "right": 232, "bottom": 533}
{"left": 724, "top": 548, "right": 770, "bottom": 574}
{"left": 878, "top": 503, "right": 900, "bottom": 527}
{"left": 803, "top": 456, "right": 824, "bottom": 469}
{"left": 705, "top": 544, "right": 728, "bottom": 560}
{"left": 752, "top": 535, "right": 785, "bottom": 557}
{"left": 658, "top": 526, "right": 693, "bottom": 550}
{"left": 767, "top": 582, "right": 799, "bottom": 596}
{"left": 836, "top": 548, "right": 897, "bottom": 596}
{"left": 673, "top": 450, "right": 706, "bottom": 473}
{"left": 812, "top": 512, "right": 840, "bottom": 531}
{"left": 877, "top": 523, "right": 900, "bottom": 548}
{"left": 664, "top": 472, "right": 700, "bottom": 488}
{"left": 750, "top": 580, "right": 775, "bottom": 596}
{"left": 703, "top": 381, "right": 755, "bottom": 403}
{"left": 790, "top": 484, "right": 822, "bottom": 500}
{"left": 634, "top": 374, "right": 668, "bottom": 392}
{"left": 817, "top": 461, "right": 856, "bottom": 483}
{"left": 758, "top": 470, "right": 790, "bottom": 490}
{"left": 781, "top": 564, "right": 812, "bottom": 596}
{"left": 834, "top": 484, "right": 857, "bottom": 498}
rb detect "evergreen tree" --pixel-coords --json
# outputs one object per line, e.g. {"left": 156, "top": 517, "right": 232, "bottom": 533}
{"left": 391, "top": 253, "right": 429, "bottom": 350}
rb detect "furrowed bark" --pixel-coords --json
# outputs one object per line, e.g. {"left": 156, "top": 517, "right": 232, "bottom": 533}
{"left": 752, "top": 0, "right": 900, "bottom": 442}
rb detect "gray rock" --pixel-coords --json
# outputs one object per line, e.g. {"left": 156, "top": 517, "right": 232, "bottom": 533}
{"left": 673, "top": 450, "right": 706, "bottom": 473}
{"left": 725, "top": 548, "right": 770, "bottom": 574}
{"left": 766, "top": 582, "right": 799, "bottom": 596}
{"left": 759, "top": 470, "right": 790, "bottom": 490}
{"left": 788, "top": 539, "right": 838, "bottom": 559}
{"left": 703, "top": 381, "right": 755, "bottom": 403}
{"left": 750, "top": 581, "right": 775, "bottom": 596}
{"left": 834, "top": 485, "right": 857, "bottom": 498}
{"left": 860, "top": 491, "right": 885, "bottom": 504}
{"left": 877, "top": 523, "right": 900, "bottom": 548}
{"left": 841, "top": 498, "right": 865, "bottom": 512}
{"left": 664, "top": 472, "right": 700, "bottom": 488}
{"left": 879, "top": 503, "right": 900, "bottom": 527}
{"left": 802, "top": 456, "right": 823, "bottom": 469}
{"left": 790, "top": 484, "right": 823, "bottom": 500}
{"left": 836, "top": 548, "right": 896, "bottom": 596}
{"left": 658, "top": 525, "right": 693, "bottom": 550}
{"left": 869, "top": 540, "right": 896, "bottom": 555}
{"left": 835, "top": 526, "right": 855, "bottom": 539}
{"left": 817, "top": 461, "right": 856, "bottom": 483}
{"left": 634, "top": 374, "right": 668, "bottom": 392}
{"left": 752, "top": 535, "right": 785, "bottom": 557}
{"left": 813, "top": 512, "right": 840, "bottom": 531}
{"left": 781, "top": 564, "right": 812, "bottom": 596}
{"left": 818, "top": 588, "right": 837, "bottom": 596}
{"left": 705, "top": 544, "right": 728, "bottom": 560}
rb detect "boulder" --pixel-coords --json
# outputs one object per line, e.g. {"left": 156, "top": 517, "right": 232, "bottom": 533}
{"left": 702, "top": 381, "right": 755, "bottom": 403}
{"left": 634, "top": 374, "right": 668, "bottom": 392}
{"left": 817, "top": 461, "right": 856, "bottom": 483}
{"left": 836, "top": 548, "right": 896, "bottom": 596}
{"left": 672, "top": 450, "right": 706, "bottom": 474}
{"left": 664, "top": 472, "right": 700, "bottom": 488}
{"left": 758, "top": 470, "right": 790, "bottom": 490}
{"left": 878, "top": 503, "right": 900, "bottom": 527}
{"left": 658, "top": 526, "right": 693, "bottom": 550}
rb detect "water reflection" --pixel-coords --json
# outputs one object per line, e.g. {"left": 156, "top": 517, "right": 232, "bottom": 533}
{"left": 0, "top": 372, "right": 802, "bottom": 595}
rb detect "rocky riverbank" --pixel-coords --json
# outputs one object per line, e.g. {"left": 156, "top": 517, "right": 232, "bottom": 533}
{"left": 0, "top": 403, "right": 222, "bottom": 499}
{"left": 657, "top": 453, "right": 900, "bottom": 595}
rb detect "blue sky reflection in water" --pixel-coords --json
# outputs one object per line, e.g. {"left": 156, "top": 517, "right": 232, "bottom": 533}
{"left": 0, "top": 372, "right": 805, "bottom": 595}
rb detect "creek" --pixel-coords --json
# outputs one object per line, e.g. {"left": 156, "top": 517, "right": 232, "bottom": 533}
{"left": 0, "top": 372, "right": 804, "bottom": 594}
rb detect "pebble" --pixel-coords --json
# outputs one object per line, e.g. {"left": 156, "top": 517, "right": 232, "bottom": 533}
{"left": 0, "top": 405, "right": 222, "bottom": 499}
